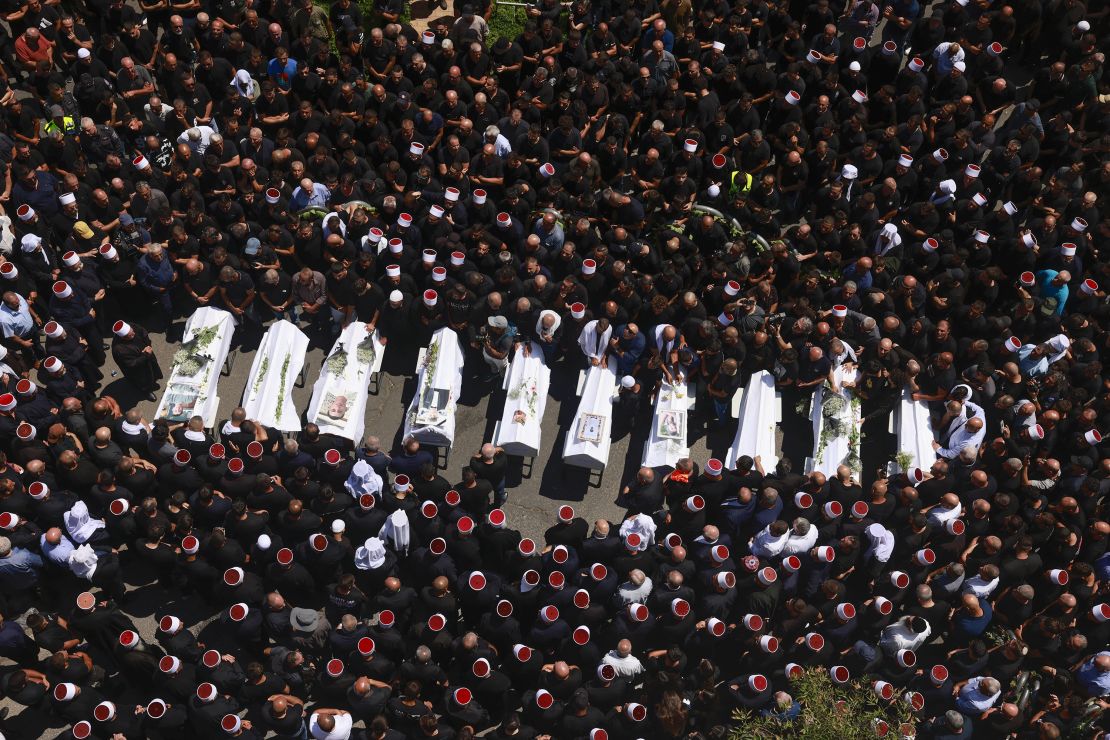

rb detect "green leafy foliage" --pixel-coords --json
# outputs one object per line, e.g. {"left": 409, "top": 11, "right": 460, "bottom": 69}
{"left": 730, "top": 668, "right": 916, "bottom": 740}
{"left": 488, "top": 3, "right": 527, "bottom": 43}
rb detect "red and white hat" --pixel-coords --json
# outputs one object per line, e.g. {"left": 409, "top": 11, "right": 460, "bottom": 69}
{"left": 203, "top": 650, "right": 221, "bottom": 668}
{"left": 581, "top": 259, "right": 597, "bottom": 275}
{"left": 457, "top": 516, "right": 475, "bottom": 534}
{"left": 829, "top": 665, "right": 850, "bottom": 684}
{"left": 915, "top": 548, "right": 936, "bottom": 565}
{"left": 897, "top": 154, "right": 913, "bottom": 168}
{"left": 570, "top": 302, "right": 586, "bottom": 319}
{"left": 743, "top": 613, "right": 764, "bottom": 631}
{"left": 182, "top": 535, "right": 199, "bottom": 555}
{"left": 874, "top": 596, "right": 893, "bottom": 615}
{"left": 223, "top": 567, "right": 244, "bottom": 586}
{"left": 987, "top": 41, "right": 1003, "bottom": 55}
{"left": 1019, "top": 270, "right": 1036, "bottom": 286}
{"left": 1028, "top": 424, "right": 1045, "bottom": 440}
{"left": 897, "top": 649, "right": 916, "bottom": 668}
{"left": 806, "top": 49, "right": 822, "bottom": 63}
{"left": 851, "top": 501, "right": 869, "bottom": 518}
{"left": 487, "top": 508, "right": 506, "bottom": 528}
{"left": 552, "top": 544, "right": 569, "bottom": 564}
{"left": 590, "top": 729, "right": 608, "bottom": 740}
{"left": 671, "top": 598, "right": 690, "bottom": 618}
{"left": 387, "top": 238, "right": 403, "bottom": 254}
{"left": 590, "top": 563, "right": 608, "bottom": 581}
{"left": 874, "top": 680, "right": 895, "bottom": 700}
{"left": 572, "top": 625, "right": 591, "bottom": 645}
{"left": 627, "top": 603, "right": 649, "bottom": 622}
{"left": 1048, "top": 569, "right": 1068, "bottom": 585}
{"left": 625, "top": 702, "right": 647, "bottom": 721}
{"left": 710, "top": 545, "right": 730, "bottom": 564}
{"left": 890, "top": 571, "right": 910, "bottom": 589}
{"left": 229, "top": 603, "right": 249, "bottom": 622}
{"left": 1070, "top": 217, "right": 1088, "bottom": 233}
{"left": 357, "top": 637, "right": 376, "bottom": 656}
{"left": 325, "top": 658, "right": 344, "bottom": 677}
{"left": 496, "top": 212, "right": 511, "bottom": 227}
{"left": 427, "top": 613, "right": 447, "bottom": 632}
{"left": 147, "top": 699, "right": 167, "bottom": 718}
{"left": 495, "top": 600, "right": 513, "bottom": 618}
{"left": 517, "top": 537, "right": 536, "bottom": 556}
{"left": 1061, "top": 243, "right": 1077, "bottom": 256}
{"left": 522, "top": 570, "right": 541, "bottom": 590}
{"left": 1005, "top": 336, "right": 1022, "bottom": 352}
{"left": 851, "top": 89, "right": 868, "bottom": 104}
{"left": 15, "top": 422, "right": 35, "bottom": 441}
{"left": 423, "top": 289, "right": 438, "bottom": 307}
{"left": 16, "top": 204, "right": 34, "bottom": 221}
{"left": 310, "top": 533, "right": 328, "bottom": 552}
{"left": 513, "top": 644, "right": 533, "bottom": 661}
{"left": 119, "top": 630, "right": 139, "bottom": 649}
{"left": 174, "top": 449, "right": 191, "bottom": 466}
{"left": 385, "top": 264, "right": 401, "bottom": 278}
{"left": 54, "top": 683, "right": 78, "bottom": 702}
{"left": 397, "top": 213, "right": 413, "bottom": 229}
{"left": 786, "top": 662, "right": 804, "bottom": 679}
{"left": 1, "top": 392, "right": 19, "bottom": 412}
{"left": 429, "top": 537, "right": 447, "bottom": 555}
{"left": 716, "top": 571, "right": 736, "bottom": 589}
{"left": 783, "top": 555, "right": 803, "bottom": 573}
{"left": 540, "top": 605, "right": 560, "bottom": 624}
{"left": 624, "top": 532, "right": 642, "bottom": 550}
{"left": 467, "top": 571, "right": 487, "bottom": 591}
{"left": 946, "top": 519, "right": 965, "bottom": 535}
{"left": 1084, "top": 429, "right": 1102, "bottom": 445}
{"left": 904, "top": 691, "right": 925, "bottom": 711}
{"left": 43, "top": 356, "right": 63, "bottom": 373}
{"left": 757, "top": 567, "right": 778, "bottom": 586}
{"left": 421, "top": 501, "right": 438, "bottom": 519}
{"left": 823, "top": 501, "right": 843, "bottom": 518}
{"left": 62, "top": 250, "right": 81, "bottom": 268}
{"left": 964, "top": 164, "right": 981, "bottom": 178}
{"left": 196, "top": 683, "right": 218, "bottom": 702}
{"left": 759, "top": 635, "right": 779, "bottom": 653}
{"left": 815, "top": 546, "right": 835, "bottom": 562}
{"left": 933, "top": 148, "right": 949, "bottom": 162}
{"left": 539, "top": 162, "right": 556, "bottom": 177}
{"left": 724, "top": 280, "right": 741, "bottom": 297}
{"left": 535, "top": 689, "right": 555, "bottom": 710}
{"left": 94, "top": 701, "right": 116, "bottom": 722}
{"left": 836, "top": 603, "right": 856, "bottom": 620}
{"left": 472, "top": 188, "right": 487, "bottom": 204}
{"left": 711, "top": 153, "right": 727, "bottom": 169}
{"left": 664, "top": 533, "right": 682, "bottom": 551}
{"left": 52, "top": 281, "right": 73, "bottom": 298}
{"left": 159, "top": 655, "right": 182, "bottom": 674}
{"left": 1091, "top": 603, "right": 1109, "bottom": 622}
{"left": 707, "top": 617, "right": 727, "bottom": 637}
{"left": 431, "top": 266, "right": 446, "bottom": 283}
{"left": 747, "top": 674, "right": 769, "bottom": 692}
{"left": 1081, "top": 279, "right": 1099, "bottom": 295}
{"left": 794, "top": 492, "right": 814, "bottom": 509}
{"left": 930, "top": 665, "right": 949, "bottom": 685}
{"left": 265, "top": 187, "right": 281, "bottom": 204}
{"left": 557, "top": 505, "right": 575, "bottom": 523}
{"left": 785, "top": 90, "right": 801, "bottom": 105}
{"left": 159, "top": 615, "right": 183, "bottom": 634}
{"left": 683, "top": 138, "right": 698, "bottom": 153}
{"left": 805, "top": 632, "right": 825, "bottom": 651}
{"left": 971, "top": 192, "right": 989, "bottom": 207}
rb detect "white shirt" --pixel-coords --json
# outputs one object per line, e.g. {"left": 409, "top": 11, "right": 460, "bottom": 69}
{"left": 780, "top": 526, "right": 819, "bottom": 555}
{"left": 750, "top": 527, "right": 790, "bottom": 558}
{"left": 601, "top": 650, "right": 644, "bottom": 678}
{"left": 927, "top": 501, "right": 962, "bottom": 528}
{"left": 937, "top": 410, "right": 985, "bottom": 459}
{"left": 962, "top": 575, "right": 1000, "bottom": 598}
{"left": 309, "top": 712, "right": 353, "bottom": 740}
{"left": 878, "top": 617, "right": 931, "bottom": 654}
{"left": 617, "top": 576, "right": 653, "bottom": 605}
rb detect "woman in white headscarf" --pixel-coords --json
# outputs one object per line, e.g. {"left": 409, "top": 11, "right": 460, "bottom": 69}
{"left": 64, "top": 501, "right": 106, "bottom": 545}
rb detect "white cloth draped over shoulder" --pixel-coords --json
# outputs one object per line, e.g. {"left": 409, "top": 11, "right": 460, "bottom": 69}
{"left": 577, "top": 320, "right": 612, "bottom": 362}
{"left": 493, "top": 341, "right": 551, "bottom": 457}
{"left": 403, "top": 328, "right": 465, "bottom": 449}
{"left": 155, "top": 306, "right": 235, "bottom": 426}
{"left": 241, "top": 320, "right": 309, "bottom": 432}
{"left": 806, "top": 364, "right": 862, "bottom": 476}
{"left": 726, "top": 370, "right": 781, "bottom": 470}
{"left": 563, "top": 364, "right": 618, "bottom": 470}
{"left": 306, "top": 323, "right": 380, "bottom": 443}
{"left": 641, "top": 381, "right": 695, "bottom": 469}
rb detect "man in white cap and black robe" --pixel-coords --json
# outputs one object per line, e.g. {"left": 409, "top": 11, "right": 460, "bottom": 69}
{"left": 110, "top": 320, "right": 162, "bottom": 400}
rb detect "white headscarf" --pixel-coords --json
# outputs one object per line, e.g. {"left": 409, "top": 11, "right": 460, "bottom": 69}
{"left": 232, "top": 69, "right": 256, "bottom": 99}
{"left": 1044, "top": 334, "right": 1070, "bottom": 365}
{"left": 865, "top": 523, "right": 895, "bottom": 562}
{"left": 535, "top": 309, "right": 562, "bottom": 339}
{"left": 618, "top": 513, "right": 656, "bottom": 551}
{"left": 354, "top": 537, "right": 387, "bottom": 570}
{"left": 68, "top": 544, "right": 99, "bottom": 579}
{"left": 64, "top": 501, "right": 105, "bottom": 544}
{"left": 345, "top": 460, "right": 383, "bottom": 499}
{"left": 379, "top": 509, "right": 410, "bottom": 555}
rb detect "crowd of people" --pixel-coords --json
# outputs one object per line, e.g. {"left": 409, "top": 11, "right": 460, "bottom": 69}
{"left": 0, "top": 0, "right": 1109, "bottom": 736}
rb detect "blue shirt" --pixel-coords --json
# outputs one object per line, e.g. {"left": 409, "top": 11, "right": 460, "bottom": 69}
{"left": 11, "top": 171, "right": 60, "bottom": 217}
{"left": 0, "top": 294, "right": 35, "bottom": 338}
{"left": 137, "top": 254, "right": 176, "bottom": 290}
{"left": 290, "top": 183, "right": 331, "bottom": 210}
{"left": 1036, "top": 270, "right": 1068, "bottom": 315}
{"left": 0, "top": 547, "right": 44, "bottom": 590}
{"left": 1077, "top": 652, "right": 1110, "bottom": 697}
{"left": 268, "top": 57, "right": 298, "bottom": 90}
